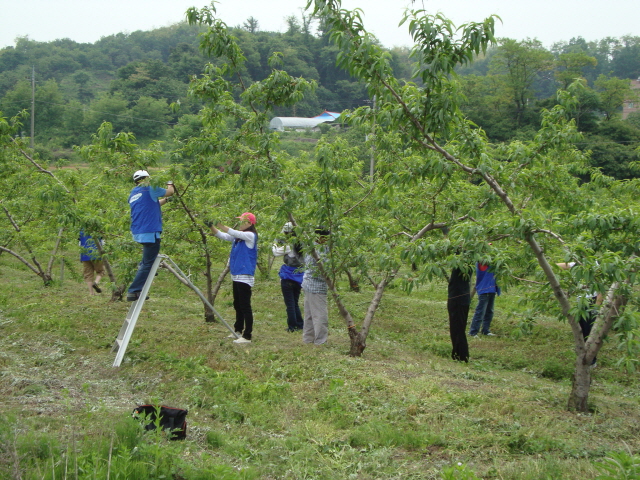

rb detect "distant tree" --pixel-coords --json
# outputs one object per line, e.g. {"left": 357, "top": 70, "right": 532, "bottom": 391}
{"left": 459, "top": 74, "right": 515, "bottom": 141}
{"left": 583, "top": 119, "right": 640, "bottom": 179}
{"left": 168, "top": 43, "right": 206, "bottom": 81}
{"left": 285, "top": 15, "right": 302, "bottom": 36}
{"left": 554, "top": 51, "right": 597, "bottom": 89}
{"left": 34, "top": 79, "right": 65, "bottom": 135}
{"left": 61, "top": 100, "right": 88, "bottom": 147}
{"left": 490, "top": 38, "right": 554, "bottom": 127}
{"left": 72, "top": 71, "right": 94, "bottom": 102}
{"left": 129, "top": 96, "right": 170, "bottom": 139}
{"left": 84, "top": 92, "right": 131, "bottom": 134}
{"left": 611, "top": 35, "right": 640, "bottom": 79}
{"left": 594, "top": 74, "right": 637, "bottom": 120}
{"left": 388, "top": 47, "right": 415, "bottom": 81}
{"left": 242, "top": 17, "right": 260, "bottom": 33}
{"left": 562, "top": 80, "right": 601, "bottom": 132}
{"left": 0, "top": 79, "right": 31, "bottom": 119}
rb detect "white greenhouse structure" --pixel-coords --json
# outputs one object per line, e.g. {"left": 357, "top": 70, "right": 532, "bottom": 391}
{"left": 269, "top": 117, "right": 326, "bottom": 131}
{"left": 269, "top": 111, "right": 342, "bottom": 132}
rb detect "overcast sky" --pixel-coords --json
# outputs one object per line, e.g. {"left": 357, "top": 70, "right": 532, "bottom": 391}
{"left": 1, "top": 0, "right": 638, "bottom": 51}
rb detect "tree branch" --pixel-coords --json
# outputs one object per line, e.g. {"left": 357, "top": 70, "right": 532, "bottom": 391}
{"left": 12, "top": 138, "right": 71, "bottom": 194}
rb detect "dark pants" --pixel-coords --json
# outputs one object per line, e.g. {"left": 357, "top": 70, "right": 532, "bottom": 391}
{"left": 448, "top": 300, "right": 470, "bottom": 362}
{"left": 281, "top": 279, "right": 303, "bottom": 331}
{"left": 233, "top": 281, "right": 253, "bottom": 340}
{"left": 580, "top": 310, "right": 597, "bottom": 365}
{"left": 469, "top": 293, "right": 496, "bottom": 335}
{"left": 128, "top": 238, "right": 161, "bottom": 293}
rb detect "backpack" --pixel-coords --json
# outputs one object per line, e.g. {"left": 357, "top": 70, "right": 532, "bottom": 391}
{"left": 133, "top": 405, "right": 188, "bottom": 440}
{"left": 283, "top": 244, "right": 303, "bottom": 268}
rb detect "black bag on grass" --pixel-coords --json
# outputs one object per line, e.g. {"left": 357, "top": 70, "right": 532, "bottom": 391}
{"left": 133, "top": 405, "right": 188, "bottom": 440}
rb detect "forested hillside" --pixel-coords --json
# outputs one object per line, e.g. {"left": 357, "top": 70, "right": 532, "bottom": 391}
{"left": 1, "top": 14, "right": 640, "bottom": 177}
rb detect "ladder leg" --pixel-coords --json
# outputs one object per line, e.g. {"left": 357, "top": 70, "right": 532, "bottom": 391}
{"left": 112, "top": 255, "right": 163, "bottom": 367}
{"left": 161, "top": 256, "right": 239, "bottom": 338}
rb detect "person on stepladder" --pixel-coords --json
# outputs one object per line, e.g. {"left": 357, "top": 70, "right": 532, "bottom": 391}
{"left": 126, "top": 170, "right": 174, "bottom": 302}
{"left": 208, "top": 212, "right": 258, "bottom": 344}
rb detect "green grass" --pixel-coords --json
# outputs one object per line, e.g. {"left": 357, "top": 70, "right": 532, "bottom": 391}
{"left": 0, "top": 254, "right": 638, "bottom": 479}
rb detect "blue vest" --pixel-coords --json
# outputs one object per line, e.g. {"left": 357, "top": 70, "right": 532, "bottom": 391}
{"left": 475, "top": 263, "right": 500, "bottom": 295}
{"left": 129, "top": 186, "right": 163, "bottom": 235}
{"left": 229, "top": 233, "right": 258, "bottom": 276}
{"left": 79, "top": 233, "right": 99, "bottom": 261}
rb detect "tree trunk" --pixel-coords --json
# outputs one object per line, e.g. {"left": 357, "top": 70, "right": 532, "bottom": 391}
{"left": 204, "top": 304, "right": 216, "bottom": 323}
{"left": 348, "top": 328, "right": 366, "bottom": 356}
{"left": 568, "top": 358, "right": 591, "bottom": 412}
{"left": 202, "top": 252, "right": 216, "bottom": 322}
{"left": 46, "top": 227, "right": 65, "bottom": 281}
{"left": 110, "top": 285, "right": 126, "bottom": 302}
{"left": 211, "top": 261, "right": 230, "bottom": 306}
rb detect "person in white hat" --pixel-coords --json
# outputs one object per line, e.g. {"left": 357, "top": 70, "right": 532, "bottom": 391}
{"left": 126, "top": 170, "right": 174, "bottom": 301}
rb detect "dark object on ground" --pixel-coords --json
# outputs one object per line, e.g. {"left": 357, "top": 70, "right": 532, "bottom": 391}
{"left": 133, "top": 405, "right": 188, "bottom": 440}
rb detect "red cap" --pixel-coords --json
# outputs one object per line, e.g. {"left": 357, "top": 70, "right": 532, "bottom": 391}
{"left": 236, "top": 212, "right": 256, "bottom": 225}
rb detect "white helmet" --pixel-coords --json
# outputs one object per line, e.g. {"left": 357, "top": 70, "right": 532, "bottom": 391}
{"left": 281, "top": 222, "right": 294, "bottom": 234}
{"left": 133, "top": 170, "right": 150, "bottom": 182}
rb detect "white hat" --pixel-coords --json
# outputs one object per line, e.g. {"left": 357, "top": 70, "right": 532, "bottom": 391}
{"left": 133, "top": 170, "right": 150, "bottom": 182}
{"left": 281, "top": 222, "right": 294, "bottom": 233}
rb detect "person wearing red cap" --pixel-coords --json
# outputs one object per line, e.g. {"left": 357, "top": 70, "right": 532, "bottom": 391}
{"left": 209, "top": 212, "right": 258, "bottom": 344}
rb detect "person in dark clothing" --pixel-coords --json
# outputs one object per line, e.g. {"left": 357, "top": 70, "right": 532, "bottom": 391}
{"left": 272, "top": 222, "right": 305, "bottom": 332}
{"left": 444, "top": 226, "right": 471, "bottom": 362}
{"left": 448, "top": 266, "right": 471, "bottom": 362}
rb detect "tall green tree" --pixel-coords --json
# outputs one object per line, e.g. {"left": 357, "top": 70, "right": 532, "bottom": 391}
{"left": 489, "top": 38, "right": 554, "bottom": 127}
{"left": 554, "top": 51, "right": 597, "bottom": 89}
{"left": 594, "top": 74, "right": 637, "bottom": 120}
{"left": 306, "top": 0, "right": 639, "bottom": 413}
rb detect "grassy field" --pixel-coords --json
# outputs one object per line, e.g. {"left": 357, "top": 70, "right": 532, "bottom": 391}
{"left": 0, "top": 253, "right": 638, "bottom": 479}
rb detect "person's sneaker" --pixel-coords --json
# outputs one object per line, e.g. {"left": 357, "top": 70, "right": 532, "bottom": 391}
{"left": 233, "top": 337, "right": 251, "bottom": 344}
{"left": 483, "top": 332, "right": 497, "bottom": 336}
{"left": 227, "top": 332, "right": 241, "bottom": 338}
{"left": 92, "top": 283, "right": 102, "bottom": 293}
{"left": 469, "top": 334, "right": 479, "bottom": 338}
{"left": 126, "top": 292, "right": 149, "bottom": 302}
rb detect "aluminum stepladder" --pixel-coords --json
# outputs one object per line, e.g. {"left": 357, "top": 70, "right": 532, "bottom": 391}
{"left": 112, "top": 254, "right": 239, "bottom": 367}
